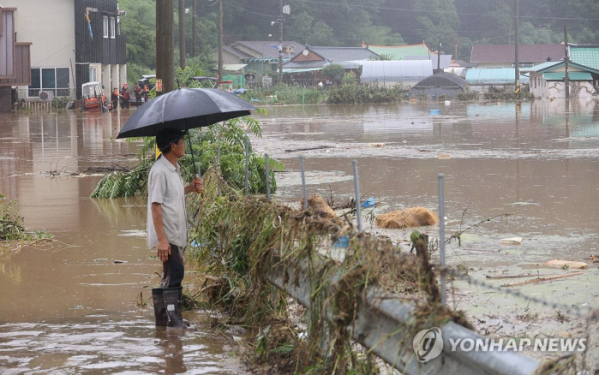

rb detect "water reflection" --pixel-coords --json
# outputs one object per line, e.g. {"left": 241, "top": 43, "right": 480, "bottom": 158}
{"left": 256, "top": 100, "right": 599, "bottom": 152}
{"left": 156, "top": 328, "right": 187, "bottom": 373}
{"left": 0, "top": 110, "right": 245, "bottom": 374}
{"left": 0, "top": 318, "right": 237, "bottom": 374}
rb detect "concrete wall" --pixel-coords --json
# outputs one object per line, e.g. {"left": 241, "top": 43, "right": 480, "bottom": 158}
{"left": 530, "top": 69, "right": 597, "bottom": 99}
{"left": 3, "top": 0, "right": 75, "bottom": 100}
{"left": 3, "top": 0, "right": 75, "bottom": 69}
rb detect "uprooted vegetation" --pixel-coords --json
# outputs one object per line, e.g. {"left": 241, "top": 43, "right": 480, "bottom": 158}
{"left": 0, "top": 195, "right": 49, "bottom": 242}
{"left": 91, "top": 112, "right": 281, "bottom": 199}
{"left": 185, "top": 168, "right": 472, "bottom": 374}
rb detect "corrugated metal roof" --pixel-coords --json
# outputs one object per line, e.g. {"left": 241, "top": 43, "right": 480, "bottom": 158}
{"left": 309, "top": 47, "right": 379, "bottom": 62}
{"left": 223, "top": 46, "right": 253, "bottom": 59}
{"left": 544, "top": 72, "right": 593, "bottom": 81}
{"left": 470, "top": 44, "right": 564, "bottom": 64}
{"left": 368, "top": 43, "right": 434, "bottom": 60}
{"left": 570, "top": 45, "right": 599, "bottom": 70}
{"left": 465, "top": 68, "right": 530, "bottom": 84}
{"left": 284, "top": 60, "right": 327, "bottom": 69}
{"left": 283, "top": 68, "right": 321, "bottom": 73}
{"left": 519, "top": 61, "right": 558, "bottom": 72}
{"left": 230, "top": 41, "right": 305, "bottom": 59}
{"left": 359, "top": 60, "right": 433, "bottom": 82}
{"left": 222, "top": 64, "right": 247, "bottom": 72}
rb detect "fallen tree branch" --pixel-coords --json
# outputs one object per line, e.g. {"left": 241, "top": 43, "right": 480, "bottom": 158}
{"left": 284, "top": 146, "right": 333, "bottom": 153}
{"left": 500, "top": 272, "right": 582, "bottom": 287}
{"left": 486, "top": 273, "right": 555, "bottom": 280}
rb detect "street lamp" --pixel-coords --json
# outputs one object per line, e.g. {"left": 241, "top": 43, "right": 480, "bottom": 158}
{"left": 271, "top": 3, "right": 290, "bottom": 85}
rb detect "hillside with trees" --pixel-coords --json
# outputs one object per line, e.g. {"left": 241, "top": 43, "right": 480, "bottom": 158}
{"left": 119, "top": 0, "right": 599, "bottom": 77}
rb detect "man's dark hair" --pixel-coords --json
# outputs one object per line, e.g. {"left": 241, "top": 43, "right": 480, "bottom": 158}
{"left": 156, "top": 128, "right": 187, "bottom": 154}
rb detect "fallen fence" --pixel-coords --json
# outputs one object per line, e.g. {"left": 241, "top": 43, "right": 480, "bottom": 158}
{"left": 267, "top": 258, "right": 541, "bottom": 375}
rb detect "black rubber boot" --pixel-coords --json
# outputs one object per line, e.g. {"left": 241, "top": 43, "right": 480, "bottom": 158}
{"left": 163, "top": 287, "right": 186, "bottom": 329}
{"left": 152, "top": 288, "right": 168, "bottom": 327}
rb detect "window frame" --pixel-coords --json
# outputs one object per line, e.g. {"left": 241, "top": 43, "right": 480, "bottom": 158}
{"left": 28, "top": 67, "right": 71, "bottom": 98}
{"left": 110, "top": 17, "right": 116, "bottom": 39}
{"left": 103, "top": 16, "right": 109, "bottom": 38}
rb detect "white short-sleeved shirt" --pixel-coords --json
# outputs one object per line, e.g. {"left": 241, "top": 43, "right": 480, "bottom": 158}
{"left": 147, "top": 156, "right": 187, "bottom": 249}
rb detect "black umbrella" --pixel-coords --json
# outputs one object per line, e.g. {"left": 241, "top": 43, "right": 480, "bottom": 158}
{"left": 117, "top": 88, "right": 255, "bottom": 139}
{"left": 117, "top": 88, "right": 256, "bottom": 176}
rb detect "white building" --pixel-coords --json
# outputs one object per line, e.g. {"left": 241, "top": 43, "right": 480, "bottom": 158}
{"left": 1, "top": 0, "right": 127, "bottom": 102}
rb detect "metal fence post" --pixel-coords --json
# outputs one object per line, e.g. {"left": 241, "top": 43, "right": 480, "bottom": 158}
{"left": 300, "top": 156, "right": 307, "bottom": 210}
{"left": 353, "top": 160, "right": 362, "bottom": 232}
{"left": 439, "top": 173, "right": 446, "bottom": 306}
{"left": 265, "top": 153, "right": 271, "bottom": 201}
{"left": 244, "top": 140, "right": 250, "bottom": 196}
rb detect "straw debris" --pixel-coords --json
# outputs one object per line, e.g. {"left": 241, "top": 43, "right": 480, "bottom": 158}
{"left": 186, "top": 168, "right": 470, "bottom": 374}
{"left": 307, "top": 194, "right": 336, "bottom": 220}
{"left": 375, "top": 207, "right": 438, "bottom": 228}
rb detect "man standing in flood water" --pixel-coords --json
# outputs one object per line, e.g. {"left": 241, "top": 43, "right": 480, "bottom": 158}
{"left": 147, "top": 127, "right": 203, "bottom": 328}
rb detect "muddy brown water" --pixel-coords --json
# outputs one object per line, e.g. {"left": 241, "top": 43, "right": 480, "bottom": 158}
{"left": 1, "top": 99, "right": 598, "bottom": 371}
{"left": 250, "top": 99, "right": 599, "bottom": 366}
{"left": 0, "top": 111, "right": 243, "bottom": 374}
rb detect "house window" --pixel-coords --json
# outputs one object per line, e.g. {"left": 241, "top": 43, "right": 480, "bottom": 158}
{"left": 110, "top": 17, "right": 116, "bottom": 39}
{"left": 28, "top": 67, "right": 71, "bottom": 97}
{"left": 103, "top": 16, "right": 109, "bottom": 38}
{"left": 89, "top": 66, "right": 98, "bottom": 82}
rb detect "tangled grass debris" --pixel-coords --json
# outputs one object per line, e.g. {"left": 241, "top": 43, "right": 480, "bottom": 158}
{"left": 186, "top": 168, "right": 473, "bottom": 374}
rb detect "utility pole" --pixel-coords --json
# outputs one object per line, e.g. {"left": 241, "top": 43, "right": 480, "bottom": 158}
{"left": 436, "top": 38, "right": 441, "bottom": 74}
{"left": 156, "top": 0, "right": 174, "bottom": 95}
{"left": 278, "top": 0, "right": 283, "bottom": 84}
{"left": 179, "top": 0, "right": 186, "bottom": 69}
{"left": 564, "top": 24, "right": 569, "bottom": 102}
{"left": 454, "top": 44, "right": 458, "bottom": 61}
{"left": 192, "top": 0, "right": 197, "bottom": 57}
{"left": 218, "top": 0, "right": 223, "bottom": 82}
{"left": 514, "top": 0, "right": 520, "bottom": 95}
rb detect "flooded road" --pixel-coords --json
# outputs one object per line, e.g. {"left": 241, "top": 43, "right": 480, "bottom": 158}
{"left": 1, "top": 99, "right": 599, "bottom": 370}
{"left": 251, "top": 99, "right": 599, "bottom": 365}
{"left": 0, "top": 111, "right": 243, "bottom": 374}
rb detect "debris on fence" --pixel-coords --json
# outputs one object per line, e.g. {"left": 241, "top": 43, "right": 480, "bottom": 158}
{"left": 375, "top": 207, "right": 438, "bottom": 229}
{"left": 306, "top": 195, "right": 336, "bottom": 219}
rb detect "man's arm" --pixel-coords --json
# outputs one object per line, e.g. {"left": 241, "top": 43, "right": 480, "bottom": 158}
{"left": 151, "top": 202, "right": 171, "bottom": 262}
{"left": 184, "top": 177, "right": 204, "bottom": 195}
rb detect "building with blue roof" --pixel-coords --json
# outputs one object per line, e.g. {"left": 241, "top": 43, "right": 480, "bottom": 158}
{"left": 521, "top": 60, "right": 599, "bottom": 99}
{"left": 465, "top": 68, "right": 529, "bottom": 92}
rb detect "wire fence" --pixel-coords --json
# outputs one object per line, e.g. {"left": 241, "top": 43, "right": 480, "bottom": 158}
{"left": 276, "top": 155, "right": 599, "bottom": 321}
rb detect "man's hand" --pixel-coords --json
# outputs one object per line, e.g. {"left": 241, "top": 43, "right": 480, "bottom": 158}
{"left": 157, "top": 240, "right": 171, "bottom": 262}
{"left": 185, "top": 177, "right": 203, "bottom": 194}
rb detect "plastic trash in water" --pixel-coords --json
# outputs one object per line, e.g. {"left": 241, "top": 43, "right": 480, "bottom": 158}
{"left": 190, "top": 239, "right": 204, "bottom": 248}
{"left": 430, "top": 109, "right": 440, "bottom": 115}
{"left": 333, "top": 236, "right": 349, "bottom": 248}
{"left": 361, "top": 196, "right": 375, "bottom": 208}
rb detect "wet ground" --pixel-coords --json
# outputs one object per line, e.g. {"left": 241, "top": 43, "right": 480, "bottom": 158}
{"left": 250, "top": 99, "right": 599, "bottom": 367}
{"left": 0, "top": 110, "right": 244, "bottom": 374}
{"left": 1, "top": 99, "right": 598, "bottom": 372}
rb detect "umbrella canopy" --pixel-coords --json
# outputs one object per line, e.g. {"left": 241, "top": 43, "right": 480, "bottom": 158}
{"left": 117, "top": 88, "right": 256, "bottom": 139}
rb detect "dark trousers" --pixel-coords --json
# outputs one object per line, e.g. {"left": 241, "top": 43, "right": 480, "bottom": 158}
{"left": 161, "top": 244, "right": 185, "bottom": 288}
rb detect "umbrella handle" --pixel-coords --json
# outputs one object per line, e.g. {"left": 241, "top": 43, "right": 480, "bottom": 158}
{"left": 185, "top": 120, "right": 202, "bottom": 193}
